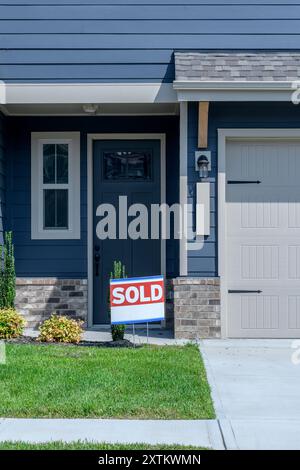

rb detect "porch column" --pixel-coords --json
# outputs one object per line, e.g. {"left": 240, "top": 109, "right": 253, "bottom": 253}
{"left": 179, "top": 101, "right": 188, "bottom": 276}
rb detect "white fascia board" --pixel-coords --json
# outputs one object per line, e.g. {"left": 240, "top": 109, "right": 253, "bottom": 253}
{"left": 173, "top": 80, "right": 297, "bottom": 102}
{"left": 2, "top": 82, "right": 177, "bottom": 105}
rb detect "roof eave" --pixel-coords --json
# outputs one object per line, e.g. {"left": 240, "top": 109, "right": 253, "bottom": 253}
{"left": 173, "top": 80, "right": 299, "bottom": 102}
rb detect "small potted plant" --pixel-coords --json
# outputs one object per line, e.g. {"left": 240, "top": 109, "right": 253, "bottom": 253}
{"left": 110, "top": 261, "right": 126, "bottom": 342}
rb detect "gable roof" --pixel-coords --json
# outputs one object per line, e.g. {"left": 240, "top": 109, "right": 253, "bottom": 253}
{"left": 175, "top": 52, "right": 300, "bottom": 82}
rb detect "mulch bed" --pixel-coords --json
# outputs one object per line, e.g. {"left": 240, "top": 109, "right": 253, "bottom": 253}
{"left": 5, "top": 336, "right": 139, "bottom": 348}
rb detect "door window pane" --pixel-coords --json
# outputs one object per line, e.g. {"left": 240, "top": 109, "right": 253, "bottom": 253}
{"left": 104, "top": 152, "right": 127, "bottom": 180}
{"left": 127, "top": 153, "right": 151, "bottom": 179}
{"left": 44, "top": 189, "right": 68, "bottom": 229}
{"left": 103, "top": 151, "right": 152, "bottom": 180}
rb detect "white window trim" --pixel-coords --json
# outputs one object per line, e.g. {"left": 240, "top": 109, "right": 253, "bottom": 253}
{"left": 31, "top": 132, "right": 81, "bottom": 240}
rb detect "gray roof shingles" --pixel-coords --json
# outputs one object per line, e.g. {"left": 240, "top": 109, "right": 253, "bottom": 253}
{"left": 175, "top": 52, "right": 300, "bottom": 81}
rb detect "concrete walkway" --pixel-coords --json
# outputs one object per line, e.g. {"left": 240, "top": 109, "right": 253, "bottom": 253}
{"left": 0, "top": 419, "right": 224, "bottom": 449}
{"left": 201, "top": 339, "right": 300, "bottom": 450}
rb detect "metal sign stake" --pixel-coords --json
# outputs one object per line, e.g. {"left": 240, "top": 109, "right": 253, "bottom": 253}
{"left": 132, "top": 323, "right": 136, "bottom": 348}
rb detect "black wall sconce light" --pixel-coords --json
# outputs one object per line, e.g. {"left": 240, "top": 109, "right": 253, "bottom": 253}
{"left": 195, "top": 151, "right": 211, "bottom": 179}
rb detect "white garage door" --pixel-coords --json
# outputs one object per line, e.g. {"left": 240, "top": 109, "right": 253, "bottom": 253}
{"left": 226, "top": 140, "right": 300, "bottom": 338}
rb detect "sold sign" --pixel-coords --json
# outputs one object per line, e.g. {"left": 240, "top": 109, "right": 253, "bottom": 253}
{"left": 110, "top": 276, "right": 165, "bottom": 325}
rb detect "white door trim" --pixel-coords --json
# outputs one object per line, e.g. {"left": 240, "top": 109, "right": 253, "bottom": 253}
{"left": 218, "top": 128, "right": 300, "bottom": 338}
{"left": 87, "top": 133, "right": 166, "bottom": 328}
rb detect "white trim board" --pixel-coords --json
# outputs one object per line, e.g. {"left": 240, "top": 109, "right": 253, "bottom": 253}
{"left": 87, "top": 133, "right": 166, "bottom": 328}
{"left": 1, "top": 83, "right": 177, "bottom": 105}
{"left": 217, "top": 128, "right": 300, "bottom": 338}
{"left": 179, "top": 102, "right": 188, "bottom": 276}
{"left": 174, "top": 80, "right": 298, "bottom": 102}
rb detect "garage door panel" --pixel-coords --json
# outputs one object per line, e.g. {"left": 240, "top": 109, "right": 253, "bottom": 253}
{"left": 227, "top": 142, "right": 300, "bottom": 186}
{"left": 241, "top": 244, "right": 279, "bottom": 280}
{"left": 227, "top": 189, "right": 281, "bottom": 230}
{"left": 227, "top": 240, "right": 283, "bottom": 282}
{"left": 288, "top": 246, "right": 300, "bottom": 279}
{"left": 226, "top": 140, "right": 300, "bottom": 338}
{"left": 228, "top": 293, "right": 281, "bottom": 336}
{"left": 288, "top": 295, "right": 300, "bottom": 329}
{"left": 288, "top": 195, "right": 300, "bottom": 228}
{"left": 228, "top": 292, "right": 300, "bottom": 338}
{"left": 226, "top": 188, "right": 297, "bottom": 231}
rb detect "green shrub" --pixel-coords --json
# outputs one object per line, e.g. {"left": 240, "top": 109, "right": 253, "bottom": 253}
{"left": 38, "top": 315, "right": 83, "bottom": 344}
{"left": 110, "top": 260, "right": 126, "bottom": 342}
{"left": 111, "top": 324, "right": 126, "bottom": 342}
{"left": 0, "top": 308, "right": 25, "bottom": 339}
{"left": 0, "top": 232, "right": 16, "bottom": 309}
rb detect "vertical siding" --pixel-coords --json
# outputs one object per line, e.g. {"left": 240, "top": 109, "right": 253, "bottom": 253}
{"left": 7, "top": 115, "right": 179, "bottom": 278}
{"left": 0, "top": 113, "right": 6, "bottom": 243}
{"left": 1, "top": 1, "right": 300, "bottom": 82}
{"left": 187, "top": 101, "right": 300, "bottom": 277}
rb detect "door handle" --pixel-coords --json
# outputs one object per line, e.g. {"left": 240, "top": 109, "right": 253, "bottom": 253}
{"left": 228, "top": 290, "right": 262, "bottom": 294}
{"left": 227, "top": 180, "right": 261, "bottom": 185}
{"left": 94, "top": 246, "right": 100, "bottom": 277}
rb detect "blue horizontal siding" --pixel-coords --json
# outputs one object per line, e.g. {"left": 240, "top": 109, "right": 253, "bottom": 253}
{"left": 2, "top": 0, "right": 300, "bottom": 4}
{"left": 1, "top": 2, "right": 300, "bottom": 82}
{"left": 0, "top": 50, "right": 173, "bottom": 65}
{"left": 3, "top": 36, "right": 300, "bottom": 50}
{"left": 7, "top": 115, "right": 179, "bottom": 279}
{"left": 1, "top": 0, "right": 300, "bottom": 3}
{"left": 1, "top": 5, "right": 300, "bottom": 20}
{"left": 0, "top": 64, "right": 174, "bottom": 81}
{"left": 188, "top": 101, "right": 300, "bottom": 277}
{"left": 2, "top": 19, "right": 300, "bottom": 34}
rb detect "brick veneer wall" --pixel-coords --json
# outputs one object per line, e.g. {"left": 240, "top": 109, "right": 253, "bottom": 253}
{"left": 15, "top": 276, "right": 220, "bottom": 337}
{"left": 15, "top": 278, "right": 88, "bottom": 328}
{"left": 172, "top": 277, "right": 221, "bottom": 339}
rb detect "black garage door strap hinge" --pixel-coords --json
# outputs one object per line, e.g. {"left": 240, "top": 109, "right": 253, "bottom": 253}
{"left": 227, "top": 180, "right": 261, "bottom": 184}
{"left": 228, "top": 290, "right": 262, "bottom": 294}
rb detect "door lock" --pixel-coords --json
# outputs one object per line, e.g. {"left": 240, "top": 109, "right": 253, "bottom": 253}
{"left": 94, "top": 245, "right": 100, "bottom": 277}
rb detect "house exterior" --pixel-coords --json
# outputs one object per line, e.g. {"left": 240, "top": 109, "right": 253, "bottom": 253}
{"left": 1, "top": 1, "right": 300, "bottom": 339}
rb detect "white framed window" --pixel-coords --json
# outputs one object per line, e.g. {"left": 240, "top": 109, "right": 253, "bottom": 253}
{"left": 31, "top": 132, "right": 80, "bottom": 239}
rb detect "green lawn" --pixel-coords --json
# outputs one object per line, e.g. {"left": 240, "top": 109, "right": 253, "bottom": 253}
{"left": 0, "top": 441, "right": 206, "bottom": 450}
{"left": 0, "top": 343, "right": 214, "bottom": 419}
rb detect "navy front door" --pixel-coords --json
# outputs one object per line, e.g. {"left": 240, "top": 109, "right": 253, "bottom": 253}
{"left": 93, "top": 139, "right": 162, "bottom": 324}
